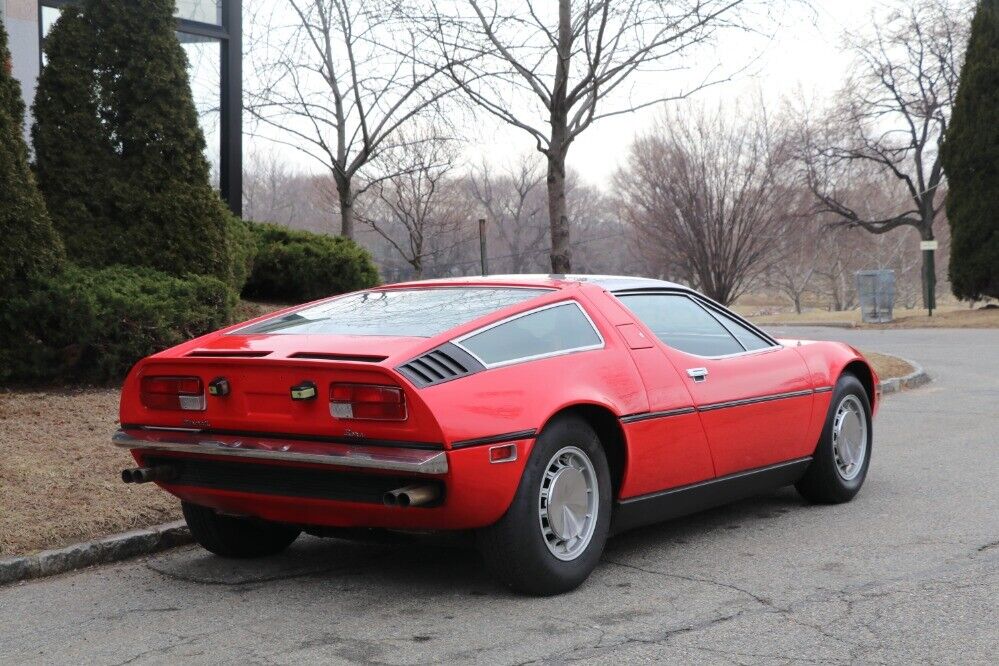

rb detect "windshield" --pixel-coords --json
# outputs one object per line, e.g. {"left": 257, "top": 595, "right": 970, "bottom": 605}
{"left": 234, "top": 288, "right": 549, "bottom": 337}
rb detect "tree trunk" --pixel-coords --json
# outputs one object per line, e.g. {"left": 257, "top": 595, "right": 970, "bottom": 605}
{"left": 546, "top": 149, "right": 572, "bottom": 274}
{"left": 793, "top": 293, "right": 803, "bottom": 314}
{"left": 337, "top": 177, "right": 355, "bottom": 239}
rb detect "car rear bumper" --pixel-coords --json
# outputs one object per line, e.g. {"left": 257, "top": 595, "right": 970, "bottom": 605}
{"left": 114, "top": 428, "right": 535, "bottom": 531}
{"left": 113, "top": 428, "right": 449, "bottom": 474}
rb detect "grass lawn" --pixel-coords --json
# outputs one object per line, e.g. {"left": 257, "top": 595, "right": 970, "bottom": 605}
{"left": 0, "top": 349, "right": 918, "bottom": 557}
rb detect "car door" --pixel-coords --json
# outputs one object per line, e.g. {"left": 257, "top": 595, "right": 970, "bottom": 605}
{"left": 615, "top": 292, "right": 814, "bottom": 478}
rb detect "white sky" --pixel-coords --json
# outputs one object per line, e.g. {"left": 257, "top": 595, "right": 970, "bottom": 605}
{"left": 244, "top": 0, "right": 885, "bottom": 189}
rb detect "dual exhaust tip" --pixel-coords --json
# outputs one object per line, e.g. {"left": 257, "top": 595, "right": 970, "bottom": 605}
{"left": 121, "top": 465, "right": 178, "bottom": 484}
{"left": 383, "top": 484, "right": 439, "bottom": 508}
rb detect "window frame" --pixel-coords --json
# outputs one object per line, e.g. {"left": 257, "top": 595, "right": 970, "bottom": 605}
{"left": 613, "top": 289, "right": 781, "bottom": 360}
{"left": 451, "top": 300, "right": 606, "bottom": 369}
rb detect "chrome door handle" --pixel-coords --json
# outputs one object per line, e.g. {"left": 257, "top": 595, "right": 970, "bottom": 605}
{"left": 686, "top": 367, "right": 708, "bottom": 382}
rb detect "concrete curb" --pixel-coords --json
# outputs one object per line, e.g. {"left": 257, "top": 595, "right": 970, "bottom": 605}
{"left": 877, "top": 358, "right": 931, "bottom": 395}
{"left": 0, "top": 521, "right": 191, "bottom": 587}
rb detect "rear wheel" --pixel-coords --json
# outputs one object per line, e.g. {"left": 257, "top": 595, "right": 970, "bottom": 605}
{"left": 795, "top": 374, "right": 872, "bottom": 503}
{"left": 478, "top": 415, "right": 611, "bottom": 595}
{"left": 182, "top": 501, "right": 301, "bottom": 558}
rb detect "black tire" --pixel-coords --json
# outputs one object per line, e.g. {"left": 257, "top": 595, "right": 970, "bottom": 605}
{"left": 795, "top": 373, "right": 872, "bottom": 504}
{"left": 182, "top": 501, "right": 301, "bottom": 558}
{"left": 477, "top": 415, "right": 612, "bottom": 596}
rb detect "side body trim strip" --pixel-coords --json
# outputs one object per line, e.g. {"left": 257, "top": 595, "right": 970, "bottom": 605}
{"left": 450, "top": 429, "right": 538, "bottom": 450}
{"left": 618, "top": 388, "right": 820, "bottom": 424}
{"left": 612, "top": 457, "right": 813, "bottom": 534}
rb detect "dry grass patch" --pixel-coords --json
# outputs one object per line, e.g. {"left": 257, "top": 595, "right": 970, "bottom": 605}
{"left": 861, "top": 351, "right": 916, "bottom": 380}
{"left": 0, "top": 388, "right": 179, "bottom": 556}
{"left": 742, "top": 304, "right": 999, "bottom": 329}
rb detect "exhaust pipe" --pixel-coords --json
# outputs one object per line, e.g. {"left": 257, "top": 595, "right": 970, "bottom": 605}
{"left": 383, "top": 484, "right": 440, "bottom": 508}
{"left": 121, "top": 465, "right": 178, "bottom": 484}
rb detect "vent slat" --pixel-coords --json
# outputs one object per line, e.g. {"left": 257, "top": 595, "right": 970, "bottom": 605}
{"left": 411, "top": 358, "right": 445, "bottom": 380}
{"left": 421, "top": 354, "right": 457, "bottom": 378}
{"left": 401, "top": 362, "right": 435, "bottom": 384}
{"left": 429, "top": 350, "right": 466, "bottom": 374}
{"left": 398, "top": 343, "right": 482, "bottom": 388}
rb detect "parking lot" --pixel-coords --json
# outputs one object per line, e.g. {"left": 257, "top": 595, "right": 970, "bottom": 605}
{"left": 2, "top": 327, "right": 997, "bottom": 665}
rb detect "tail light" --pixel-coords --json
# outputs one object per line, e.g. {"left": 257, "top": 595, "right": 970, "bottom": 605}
{"left": 140, "top": 376, "right": 205, "bottom": 411}
{"left": 330, "top": 383, "right": 407, "bottom": 421}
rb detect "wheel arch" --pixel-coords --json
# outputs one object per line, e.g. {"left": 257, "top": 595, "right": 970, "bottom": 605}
{"left": 540, "top": 403, "right": 627, "bottom": 499}
{"left": 841, "top": 359, "right": 877, "bottom": 411}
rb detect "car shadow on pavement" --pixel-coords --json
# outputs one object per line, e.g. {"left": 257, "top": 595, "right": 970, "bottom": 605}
{"left": 142, "top": 488, "right": 809, "bottom": 596}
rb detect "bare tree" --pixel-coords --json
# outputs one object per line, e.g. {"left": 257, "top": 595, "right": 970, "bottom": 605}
{"left": 246, "top": 0, "right": 457, "bottom": 238}
{"left": 426, "top": 0, "right": 754, "bottom": 272}
{"left": 467, "top": 157, "right": 548, "bottom": 273}
{"left": 243, "top": 151, "right": 332, "bottom": 232}
{"left": 357, "top": 129, "right": 466, "bottom": 278}
{"left": 617, "top": 104, "right": 794, "bottom": 305}
{"left": 802, "top": 0, "right": 969, "bottom": 312}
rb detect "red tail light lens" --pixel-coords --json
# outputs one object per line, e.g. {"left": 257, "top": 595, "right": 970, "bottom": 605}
{"left": 140, "top": 376, "right": 205, "bottom": 411}
{"left": 329, "top": 383, "right": 407, "bottom": 421}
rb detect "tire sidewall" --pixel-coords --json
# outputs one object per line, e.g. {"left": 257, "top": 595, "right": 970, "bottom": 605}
{"left": 483, "top": 415, "right": 612, "bottom": 594}
{"left": 820, "top": 375, "right": 873, "bottom": 498}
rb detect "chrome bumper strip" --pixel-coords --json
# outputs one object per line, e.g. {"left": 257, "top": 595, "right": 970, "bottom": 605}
{"left": 113, "top": 429, "right": 449, "bottom": 475}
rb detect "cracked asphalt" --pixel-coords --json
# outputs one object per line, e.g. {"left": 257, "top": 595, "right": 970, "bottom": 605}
{"left": 1, "top": 327, "right": 997, "bottom": 665}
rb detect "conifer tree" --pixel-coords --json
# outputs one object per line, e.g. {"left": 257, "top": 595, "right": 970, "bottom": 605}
{"left": 33, "top": 0, "right": 230, "bottom": 278}
{"left": 0, "top": 20, "right": 64, "bottom": 296}
{"left": 942, "top": 0, "right": 999, "bottom": 300}
{"left": 32, "top": 5, "right": 114, "bottom": 266}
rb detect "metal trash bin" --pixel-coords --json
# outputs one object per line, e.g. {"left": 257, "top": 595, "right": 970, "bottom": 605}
{"left": 855, "top": 270, "right": 895, "bottom": 323}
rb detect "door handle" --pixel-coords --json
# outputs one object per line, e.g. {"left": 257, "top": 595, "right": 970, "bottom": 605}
{"left": 686, "top": 367, "right": 708, "bottom": 382}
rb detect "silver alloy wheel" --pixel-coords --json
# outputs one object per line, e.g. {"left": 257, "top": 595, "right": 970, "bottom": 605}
{"left": 832, "top": 394, "right": 868, "bottom": 481}
{"left": 538, "top": 446, "right": 599, "bottom": 561}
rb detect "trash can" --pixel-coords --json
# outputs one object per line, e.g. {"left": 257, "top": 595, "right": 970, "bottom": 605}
{"left": 855, "top": 270, "right": 895, "bottom": 323}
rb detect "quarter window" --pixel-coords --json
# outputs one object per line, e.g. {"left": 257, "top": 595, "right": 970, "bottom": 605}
{"left": 456, "top": 302, "right": 602, "bottom": 367}
{"left": 617, "top": 294, "right": 744, "bottom": 357}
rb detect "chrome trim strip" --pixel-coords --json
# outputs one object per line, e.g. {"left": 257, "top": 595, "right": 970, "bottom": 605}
{"left": 620, "top": 407, "right": 697, "bottom": 424}
{"left": 698, "top": 389, "right": 814, "bottom": 412}
{"left": 113, "top": 429, "right": 449, "bottom": 475}
{"left": 451, "top": 300, "right": 605, "bottom": 370}
{"left": 813, "top": 386, "right": 834, "bottom": 393}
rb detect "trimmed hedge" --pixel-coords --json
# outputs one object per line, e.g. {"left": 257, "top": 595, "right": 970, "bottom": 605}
{"left": 0, "top": 265, "right": 234, "bottom": 385}
{"left": 242, "top": 223, "right": 379, "bottom": 302}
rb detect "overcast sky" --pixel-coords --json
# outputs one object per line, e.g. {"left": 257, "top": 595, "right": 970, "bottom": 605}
{"left": 243, "top": 1, "right": 894, "bottom": 189}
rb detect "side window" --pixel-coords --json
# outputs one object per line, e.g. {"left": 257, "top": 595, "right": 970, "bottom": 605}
{"left": 456, "top": 302, "right": 602, "bottom": 367}
{"left": 617, "top": 294, "right": 744, "bottom": 357}
{"left": 712, "top": 311, "right": 773, "bottom": 351}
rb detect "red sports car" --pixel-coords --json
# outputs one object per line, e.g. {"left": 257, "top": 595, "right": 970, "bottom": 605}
{"left": 115, "top": 275, "right": 877, "bottom": 594}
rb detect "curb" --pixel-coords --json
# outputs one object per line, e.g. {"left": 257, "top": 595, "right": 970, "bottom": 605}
{"left": 0, "top": 521, "right": 191, "bottom": 587}
{"left": 877, "top": 358, "right": 931, "bottom": 396}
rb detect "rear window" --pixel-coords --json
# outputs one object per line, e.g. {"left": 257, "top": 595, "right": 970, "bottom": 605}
{"left": 234, "top": 288, "right": 548, "bottom": 337}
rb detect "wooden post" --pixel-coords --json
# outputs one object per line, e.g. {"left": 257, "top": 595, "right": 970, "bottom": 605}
{"left": 478, "top": 218, "right": 489, "bottom": 276}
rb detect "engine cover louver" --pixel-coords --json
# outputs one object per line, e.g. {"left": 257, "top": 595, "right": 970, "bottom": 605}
{"left": 397, "top": 343, "right": 485, "bottom": 388}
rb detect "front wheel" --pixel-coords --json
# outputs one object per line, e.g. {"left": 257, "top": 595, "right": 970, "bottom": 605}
{"left": 795, "top": 373, "right": 873, "bottom": 503}
{"left": 182, "top": 501, "right": 301, "bottom": 558}
{"left": 477, "top": 415, "right": 611, "bottom": 596}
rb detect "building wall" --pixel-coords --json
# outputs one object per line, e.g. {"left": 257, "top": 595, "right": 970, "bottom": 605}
{"left": 3, "top": 0, "right": 40, "bottom": 144}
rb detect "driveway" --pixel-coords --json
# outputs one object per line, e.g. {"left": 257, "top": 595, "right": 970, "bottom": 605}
{"left": 2, "top": 327, "right": 997, "bottom": 664}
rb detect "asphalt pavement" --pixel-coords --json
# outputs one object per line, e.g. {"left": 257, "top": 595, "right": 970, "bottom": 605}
{"left": 1, "top": 327, "right": 997, "bottom": 665}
